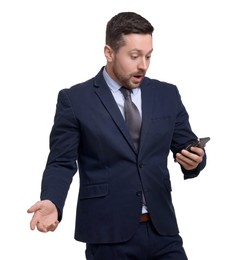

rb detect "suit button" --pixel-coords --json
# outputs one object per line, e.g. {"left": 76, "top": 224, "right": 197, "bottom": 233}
{"left": 136, "top": 191, "right": 142, "bottom": 197}
{"left": 139, "top": 163, "right": 143, "bottom": 168}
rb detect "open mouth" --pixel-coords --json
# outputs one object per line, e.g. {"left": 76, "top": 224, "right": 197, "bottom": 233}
{"left": 134, "top": 75, "right": 143, "bottom": 79}
{"left": 133, "top": 75, "right": 144, "bottom": 82}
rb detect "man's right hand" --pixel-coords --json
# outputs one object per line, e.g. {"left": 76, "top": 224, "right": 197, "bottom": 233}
{"left": 27, "top": 200, "right": 59, "bottom": 232}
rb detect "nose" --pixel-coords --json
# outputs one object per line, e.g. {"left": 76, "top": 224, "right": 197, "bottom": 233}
{"left": 138, "top": 57, "right": 149, "bottom": 71}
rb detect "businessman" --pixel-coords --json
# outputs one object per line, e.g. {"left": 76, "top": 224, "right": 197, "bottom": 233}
{"left": 28, "top": 12, "right": 207, "bottom": 259}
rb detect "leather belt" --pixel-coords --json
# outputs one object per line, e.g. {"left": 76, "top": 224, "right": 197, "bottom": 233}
{"left": 140, "top": 213, "right": 151, "bottom": 222}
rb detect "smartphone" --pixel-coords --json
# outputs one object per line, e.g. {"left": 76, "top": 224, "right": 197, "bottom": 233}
{"left": 185, "top": 137, "right": 210, "bottom": 151}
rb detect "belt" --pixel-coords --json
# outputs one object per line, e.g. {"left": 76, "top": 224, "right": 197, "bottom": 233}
{"left": 140, "top": 213, "right": 151, "bottom": 222}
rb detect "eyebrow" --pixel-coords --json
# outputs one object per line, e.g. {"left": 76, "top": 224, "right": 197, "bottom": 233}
{"left": 129, "top": 48, "right": 153, "bottom": 54}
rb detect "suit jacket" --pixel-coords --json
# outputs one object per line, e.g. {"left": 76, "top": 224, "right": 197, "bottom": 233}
{"left": 40, "top": 67, "right": 206, "bottom": 244}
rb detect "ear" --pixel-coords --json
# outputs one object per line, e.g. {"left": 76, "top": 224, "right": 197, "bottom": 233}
{"left": 104, "top": 45, "right": 114, "bottom": 62}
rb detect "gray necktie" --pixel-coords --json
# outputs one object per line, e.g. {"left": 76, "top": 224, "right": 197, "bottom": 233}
{"left": 120, "top": 87, "right": 142, "bottom": 150}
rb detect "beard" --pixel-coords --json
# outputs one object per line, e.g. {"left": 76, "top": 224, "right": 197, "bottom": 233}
{"left": 112, "top": 63, "right": 145, "bottom": 89}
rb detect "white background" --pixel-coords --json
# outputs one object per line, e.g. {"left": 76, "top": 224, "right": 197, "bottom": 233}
{"left": 1, "top": 0, "right": 241, "bottom": 259}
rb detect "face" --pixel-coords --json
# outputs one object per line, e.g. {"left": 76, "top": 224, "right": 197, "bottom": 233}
{"left": 105, "top": 34, "right": 153, "bottom": 89}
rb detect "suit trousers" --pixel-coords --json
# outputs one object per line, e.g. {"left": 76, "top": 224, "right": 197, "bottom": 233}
{"left": 85, "top": 221, "right": 188, "bottom": 260}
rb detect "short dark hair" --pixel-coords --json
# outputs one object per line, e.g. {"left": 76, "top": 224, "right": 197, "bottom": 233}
{"left": 106, "top": 12, "right": 154, "bottom": 52}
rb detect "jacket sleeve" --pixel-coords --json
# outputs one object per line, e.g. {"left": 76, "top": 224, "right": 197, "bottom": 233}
{"left": 40, "top": 89, "right": 80, "bottom": 220}
{"left": 170, "top": 86, "right": 207, "bottom": 179}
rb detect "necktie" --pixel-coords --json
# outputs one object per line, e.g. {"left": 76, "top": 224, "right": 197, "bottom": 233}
{"left": 120, "top": 87, "right": 142, "bottom": 150}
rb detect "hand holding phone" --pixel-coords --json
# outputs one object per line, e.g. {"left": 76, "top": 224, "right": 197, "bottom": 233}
{"left": 185, "top": 137, "right": 210, "bottom": 151}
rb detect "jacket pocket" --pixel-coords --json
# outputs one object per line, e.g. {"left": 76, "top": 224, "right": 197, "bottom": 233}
{"left": 79, "top": 183, "right": 109, "bottom": 199}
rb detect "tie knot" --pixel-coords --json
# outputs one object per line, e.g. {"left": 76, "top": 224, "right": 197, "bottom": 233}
{"left": 120, "top": 87, "right": 132, "bottom": 99}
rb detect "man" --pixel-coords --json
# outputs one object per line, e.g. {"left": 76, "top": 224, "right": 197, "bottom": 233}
{"left": 28, "top": 12, "right": 206, "bottom": 259}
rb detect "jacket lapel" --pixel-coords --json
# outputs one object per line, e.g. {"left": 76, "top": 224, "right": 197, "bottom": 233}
{"left": 93, "top": 70, "right": 136, "bottom": 153}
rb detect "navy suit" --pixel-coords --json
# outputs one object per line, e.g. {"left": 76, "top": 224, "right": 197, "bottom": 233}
{"left": 41, "top": 67, "right": 206, "bottom": 244}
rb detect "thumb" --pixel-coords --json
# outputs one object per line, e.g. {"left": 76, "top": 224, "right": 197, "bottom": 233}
{"left": 27, "top": 201, "right": 41, "bottom": 213}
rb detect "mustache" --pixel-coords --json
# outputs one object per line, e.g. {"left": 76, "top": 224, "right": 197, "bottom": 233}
{"left": 133, "top": 70, "right": 146, "bottom": 76}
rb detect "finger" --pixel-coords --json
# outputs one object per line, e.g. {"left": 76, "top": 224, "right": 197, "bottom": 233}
{"left": 176, "top": 153, "right": 198, "bottom": 170}
{"left": 36, "top": 222, "right": 48, "bottom": 233}
{"left": 181, "top": 149, "right": 202, "bottom": 163}
{"left": 37, "top": 220, "right": 59, "bottom": 233}
{"left": 47, "top": 221, "right": 59, "bottom": 232}
{"left": 29, "top": 213, "right": 41, "bottom": 230}
{"left": 189, "top": 147, "right": 204, "bottom": 157}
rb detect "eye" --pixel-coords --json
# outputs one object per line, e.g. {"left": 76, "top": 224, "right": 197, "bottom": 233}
{"left": 131, "top": 55, "right": 138, "bottom": 60}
